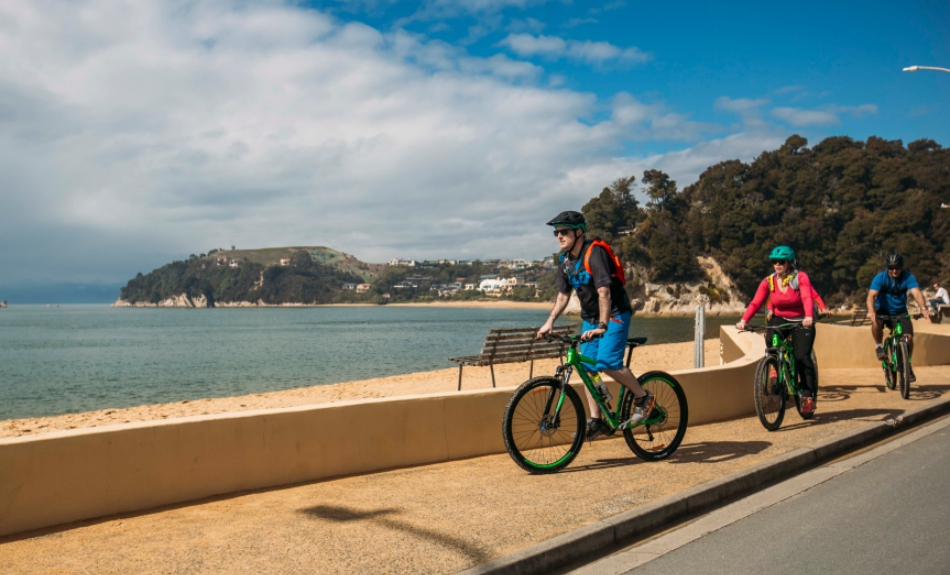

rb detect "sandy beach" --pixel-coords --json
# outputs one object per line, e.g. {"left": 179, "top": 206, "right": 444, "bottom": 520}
{"left": 5, "top": 319, "right": 945, "bottom": 441}
{"left": 0, "top": 338, "right": 720, "bottom": 440}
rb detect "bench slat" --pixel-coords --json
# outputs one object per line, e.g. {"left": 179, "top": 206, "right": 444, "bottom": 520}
{"left": 480, "top": 342, "right": 564, "bottom": 355}
{"left": 486, "top": 350, "right": 564, "bottom": 361}
{"left": 485, "top": 327, "right": 574, "bottom": 342}
{"left": 449, "top": 349, "right": 564, "bottom": 366}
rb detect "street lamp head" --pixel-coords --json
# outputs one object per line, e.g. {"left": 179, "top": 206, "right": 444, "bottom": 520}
{"left": 903, "top": 66, "right": 919, "bottom": 72}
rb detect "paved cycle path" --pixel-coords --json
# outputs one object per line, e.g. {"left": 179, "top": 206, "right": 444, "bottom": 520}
{"left": 1, "top": 366, "right": 948, "bottom": 575}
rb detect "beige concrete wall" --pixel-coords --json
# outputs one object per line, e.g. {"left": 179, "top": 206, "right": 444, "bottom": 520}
{"left": 812, "top": 321, "right": 950, "bottom": 368}
{"left": 1, "top": 323, "right": 946, "bottom": 537}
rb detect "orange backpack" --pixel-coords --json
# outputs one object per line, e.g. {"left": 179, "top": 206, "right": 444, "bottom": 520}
{"left": 583, "top": 240, "right": 627, "bottom": 287}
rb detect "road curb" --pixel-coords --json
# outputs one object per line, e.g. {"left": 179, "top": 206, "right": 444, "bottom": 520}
{"left": 458, "top": 395, "right": 950, "bottom": 575}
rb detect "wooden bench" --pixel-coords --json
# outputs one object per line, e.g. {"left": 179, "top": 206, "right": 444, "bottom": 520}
{"left": 449, "top": 325, "right": 575, "bottom": 390}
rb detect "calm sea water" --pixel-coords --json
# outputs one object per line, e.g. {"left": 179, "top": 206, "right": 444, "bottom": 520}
{"left": 0, "top": 305, "right": 737, "bottom": 420}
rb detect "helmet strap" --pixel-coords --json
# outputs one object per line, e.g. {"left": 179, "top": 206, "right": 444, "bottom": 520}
{"left": 567, "top": 229, "right": 584, "bottom": 257}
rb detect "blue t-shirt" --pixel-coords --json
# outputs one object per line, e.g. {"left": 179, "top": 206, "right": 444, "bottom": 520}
{"left": 870, "top": 270, "right": 919, "bottom": 314}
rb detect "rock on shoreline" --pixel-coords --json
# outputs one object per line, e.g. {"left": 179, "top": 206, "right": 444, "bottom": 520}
{"left": 113, "top": 294, "right": 210, "bottom": 308}
{"left": 112, "top": 295, "right": 320, "bottom": 308}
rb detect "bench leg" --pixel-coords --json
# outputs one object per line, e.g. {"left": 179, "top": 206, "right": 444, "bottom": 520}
{"left": 529, "top": 359, "right": 534, "bottom": 379}
{"left": 457, "top": 365, "right": 464, "bottom": 391}
{"left": 490, "top": 364, "right": 496, "bottom": 388}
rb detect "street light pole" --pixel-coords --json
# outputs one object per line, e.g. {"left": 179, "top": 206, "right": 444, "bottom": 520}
{"left": 903, "top": 65, "right": 950, "bottom": 74}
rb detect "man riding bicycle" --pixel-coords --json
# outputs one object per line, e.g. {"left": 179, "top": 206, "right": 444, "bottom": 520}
{"left": 868, "top": 253, "right": 930, "bottom": 382}
{"left": 537, "top": 211, "right": 654, "bottom": 440}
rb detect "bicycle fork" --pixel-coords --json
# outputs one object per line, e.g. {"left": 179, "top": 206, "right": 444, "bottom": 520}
{"left": 540, "top": 365, "right": 574, "bottom": 431}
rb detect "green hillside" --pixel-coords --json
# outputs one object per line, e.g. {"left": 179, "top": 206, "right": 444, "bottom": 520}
{"left": 205, "top": 247, "right": 385, "bottom": 282}
{"left": 121, "top": 247, "right": 374, "bottom": 305}
{"left": 583, "top": 134, "right": 950, "bottom": 305}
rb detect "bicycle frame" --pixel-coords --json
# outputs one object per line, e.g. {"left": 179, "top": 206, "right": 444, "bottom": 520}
{"left": 767, "top": 332, "right": 799, "bottom": 397}
{"left": 555, "top": 342, "right": 662, "bottom": 431}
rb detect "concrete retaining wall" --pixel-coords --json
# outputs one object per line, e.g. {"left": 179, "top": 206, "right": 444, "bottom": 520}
{"left": 1, "top": 324, "right": 946, "bottom": 537}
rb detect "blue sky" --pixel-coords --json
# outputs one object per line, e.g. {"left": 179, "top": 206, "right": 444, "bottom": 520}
{"left": 320, "top": 0, "right": 950, "bottom": 152}
{"left": 0, "top": 0, "right": 948, "bottom": 292}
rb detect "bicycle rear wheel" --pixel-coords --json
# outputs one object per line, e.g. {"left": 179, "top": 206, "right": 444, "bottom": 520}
{"left": 898, "top": 340, "right": 911, "bottom": 399}
{"left": 620, "top": 371, "right": 688, "bottom": 461}
{"left": 502, "top": 376, "right": 585, "bottom": 474}
{"left": 754, "top": 356, "right": 786, "bottom": 431}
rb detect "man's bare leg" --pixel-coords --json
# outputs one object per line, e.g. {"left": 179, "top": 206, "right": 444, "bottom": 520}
{"left": 871, "top": 320, "right": 883, "bottom": 345}
{"left": 602, "top": 367, "right": 647, "bottom": 398}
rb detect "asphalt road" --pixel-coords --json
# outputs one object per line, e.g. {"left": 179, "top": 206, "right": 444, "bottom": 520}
{"left": 568, "top": 414, "right": 950, "bottom": 575}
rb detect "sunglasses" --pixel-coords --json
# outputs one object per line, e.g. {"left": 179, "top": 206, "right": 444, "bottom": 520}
{"left": 553, "top": 228, "right": 575, "bottom": 237}
{"left": 771, "top": 259, "right": 788, "bottom": 265}
{"left": 887, "top": 266, "right": 901, "bottom": 271}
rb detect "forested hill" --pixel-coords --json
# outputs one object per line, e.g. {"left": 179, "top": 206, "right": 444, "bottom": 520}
{"left": 583, "top": 135, "right": 950, "bottom": 304}
{"left": 119, "top": 247, "right": 380, "bottom": 305}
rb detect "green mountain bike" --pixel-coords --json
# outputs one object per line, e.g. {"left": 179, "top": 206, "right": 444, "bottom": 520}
{"left": 501, "top": 334, "right": 688, "bottom": 474}
{"left": 878, "top": 313, "right": 920, "bottom": 399}
{"left": 743, "top": 321, "right": 819, "bottom": 431}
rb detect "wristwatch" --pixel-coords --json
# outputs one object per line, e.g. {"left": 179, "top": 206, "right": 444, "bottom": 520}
{"left": 596, "top": 322, "right": 607, "bottom": 330}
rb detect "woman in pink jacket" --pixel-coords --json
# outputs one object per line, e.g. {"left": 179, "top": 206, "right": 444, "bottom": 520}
{"left": 736, "top": 246, "right": 818, "bottom": 415}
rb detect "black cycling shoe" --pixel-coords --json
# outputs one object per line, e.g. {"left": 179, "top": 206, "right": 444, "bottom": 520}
{"left": 586, "top": 418, "right": 604, "bottom": 441}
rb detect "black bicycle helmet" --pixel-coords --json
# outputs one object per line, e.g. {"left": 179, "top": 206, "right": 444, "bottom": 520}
{"left": 885, "top": 253, "right": 905, "bottom": 268}
{"left": 546, "top": 211, "right": 587, "bottom": 233}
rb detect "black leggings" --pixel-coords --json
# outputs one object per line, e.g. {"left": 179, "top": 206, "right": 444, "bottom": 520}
{"left": 765, "top": 316, "right": 817, "bottom": 399}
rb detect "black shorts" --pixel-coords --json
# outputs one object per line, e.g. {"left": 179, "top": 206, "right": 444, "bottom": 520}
{"left": 880, "top": 316, "right": 914, "bottom": 336}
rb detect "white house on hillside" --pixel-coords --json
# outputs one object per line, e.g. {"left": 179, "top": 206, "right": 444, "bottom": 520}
{"left": 388, "top": 258, "right": 417, "bottom": 267}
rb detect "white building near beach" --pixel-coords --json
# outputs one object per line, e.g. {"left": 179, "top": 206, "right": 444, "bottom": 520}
{"left": 478, "top": 278, "right": 506, "bottom": 294}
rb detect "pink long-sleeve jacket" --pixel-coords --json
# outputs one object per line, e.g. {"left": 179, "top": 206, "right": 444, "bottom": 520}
{"left": 741, "top": 272, "right": 815, "bottom": 323}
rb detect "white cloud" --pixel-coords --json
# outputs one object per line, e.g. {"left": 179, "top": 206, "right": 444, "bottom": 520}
{"left": 772, "top": 107, "right": 839, "bottom": 126}
{"left": 612, "top": 93, "right": 718, "bottom": 141}
{"left": 771, "top": 103, "right": 877, "bottom": 127}
{"left": 499, "top": 33, "right": 650, "bottom": 65}
{"left": 715, "top": 96, "right": 769, "bottom": 114}
{"left": 715, "top": 96, "right": 769, "bottom": 129}
{"left": 562, "top": 131, "right": 789, "bottom": 205}
{"left": 0, "top": 0, "right": 768, "bottom": 285}
{"left": 500, "top": 32, "right": 567, "bottom": 56}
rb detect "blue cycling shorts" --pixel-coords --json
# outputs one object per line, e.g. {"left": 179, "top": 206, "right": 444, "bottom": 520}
{"left": 580, "top": 311, "right": 631, "bottom": 372}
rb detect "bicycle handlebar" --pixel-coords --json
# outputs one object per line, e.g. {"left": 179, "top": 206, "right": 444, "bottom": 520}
{"left": 875, "top": 313, "right": 923, "bottom": 321}
{"left": 542, "top": 333, "right": 579, "bottom": 345}
{"left": 740, "top": 317, "right": 822, "bottom": 333}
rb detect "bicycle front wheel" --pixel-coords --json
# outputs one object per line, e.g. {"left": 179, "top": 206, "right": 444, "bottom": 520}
{"left": 620, "top": 371, "right": 689, "bottom": 461}
{"left": 502, "top": 376, "right": 585, "bottom": 474}
{"left": 898, "top": 340, "right": 911, "bottom": 399}
{"left": 883, "top": 341, "right": 896, "bottom": 390}
{"left": 754, "top": 356, "right": 786, "bottom": 431}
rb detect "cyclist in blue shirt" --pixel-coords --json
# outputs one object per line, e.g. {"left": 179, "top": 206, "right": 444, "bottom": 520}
{"left": 867, "top": 253, "right": 931, "bottom": 382}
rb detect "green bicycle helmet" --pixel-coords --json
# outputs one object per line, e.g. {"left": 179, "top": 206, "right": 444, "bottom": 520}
{"left": 546, "top": 211, "right": 587, "bottom": 233}
{"left": 768, "top": 245, "right": 796, "bottom": 261}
